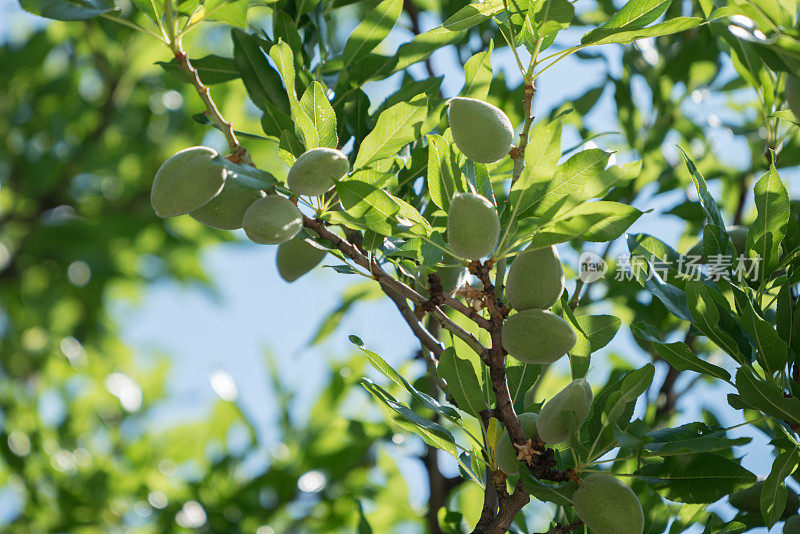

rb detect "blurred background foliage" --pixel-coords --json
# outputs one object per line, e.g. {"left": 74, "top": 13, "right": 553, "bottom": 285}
{"left": 1, "top": 0, "right": 800, "bottom": 532}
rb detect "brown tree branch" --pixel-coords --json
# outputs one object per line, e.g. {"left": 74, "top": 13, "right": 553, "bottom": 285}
{"left": 303, "top": 216, "right": 489, "bottom": 360}
{"left": 485, "top": 479, "right": 530, "bottom": 534}
{"left": 383, "top": 286, "right": 445, "bottom": 358}
{"left": 170, "top": 36, "right": 251, "bottom": 164}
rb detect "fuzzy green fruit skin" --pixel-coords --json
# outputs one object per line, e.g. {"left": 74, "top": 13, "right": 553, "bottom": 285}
{"left": 447, "top": 193, "right": 500, "bottom": 259}
{"left": 788, "top": 76, "right": 800, "bottom": 120}
{"left": 286, "top": 147, "right": 350, "bottom": 196}
{"left": 276, "top": 236, "right": 327, "bottom": 282}
{"left": 505, "top": 245, "right": 565, "bottom": 310}
{"left": 785, "top": 515, "right": 800, "bottom": 534}
{"left": 447, "top": 97, "right": 514, "bottom": 163}
{"left": 495, "top": 413, "right": 538, "bottom": 476}
{"left": 573, "top": 474, "right": 644, "bottom": 534}
{"left": 536, "top": 379, "right": 592, "bottom": 444}
{"left": 729, "top": 481, "right": 800, "bottom": 518}
{"left": 242, "top": 196, "right": 303, "bottom": 245}
{"left": 502, "top": 309, "right": 576, "bottom": 364}
{"left": 190, "top": 180, "right": 265, "bottom": 230}
{"left": 151, "top": 146, "right": 227, "bottom": 217}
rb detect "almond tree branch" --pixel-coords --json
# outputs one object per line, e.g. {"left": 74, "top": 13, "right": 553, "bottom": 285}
{"left": 383, "top": 285, "right": 445, "bottom": 358}
{"left": 303, "top": 216, "right": 489, "bottom": 360}
{"left": 169, "top": 36, "right": 251, "bottom": 164}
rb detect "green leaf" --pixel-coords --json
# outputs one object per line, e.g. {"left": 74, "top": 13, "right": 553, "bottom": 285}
{"left": 635, "top": 453, "right": 756, "bottom": 504}
{"left": 685, "top": 280, "right": 748, "bottom": 365}
{"left": 349, "top": 336, "right": 460, "bottom": 421}
{"left": 627, "top": 235, "right": 692, "bottom": 322}
{"left": 231, "top": 29, "right": 290, "bottom": 115}
{"left": 677, "top": 146, "right": 727, "bottom": 231}
{"left": 361, "top": 378, "right": 457, "bottom": 456}
{"left": 426, "top": 134, "right": 460, "bottom": 211}
{"left": 269, "top": 40, "right": 319, "bottom": 149}
{"left": 761, "top": 447, "right": 800, "bottom": 527}
{"left": 506, "top": 362, "right": 541, "bottom": 412}
{"left": 204, "top": 0, "right": 248, "bottom": 28}
{"left": 438, "top": 347, "right": 485, "bottom": 417}
{"left": 735, "top": 367, "right": 800, "bottom": 425}
{"left": 631, "top": 322, "right": 731, "bottom": 382}
{"left": 732, "top": 289, "right": 788, "bottom": 376}
{"left": 299, "top": 81, "right": 338, "bottom": 149}
{"left": 510, "top": 120, "right": 562, "bottom": 213}
{"left": 582, "top": 17, "right": 703, "bottom": 46}
{"left": 342, "top": 0, "right": 403, "bottom": 70}
{"left": 530, "top": 201, "right": 643, "bottom": 247}
{"left": 530, "top": 0, "right": 574, "bottom": 38}
{"left": 518, "top": 472, "right": 578, "bottom": 507}
{"left": 528, "top": 151, "right": 637, "bottom": 222}
{"left": 19, "top": 0, "right": 116, "bottom": 20}
{"left": 582, "top": 0, "right": 672, "bottom": 44}
{"left": 354, "top": 95, "right": 427, "bottom": 169}
{"left": 570, "top": 314, "right": 622, "bottom": 359}
{"left": 644, "top": 423, "right": 751, "bottom": 455}
{"left": 746, "top": 164, "right": 790, "bottom": 280}
{"left": 335, "top": 180, "right": 400, "bottom": 235}
{"left": 461, "top": 40, "right": 493, "bottom": 100}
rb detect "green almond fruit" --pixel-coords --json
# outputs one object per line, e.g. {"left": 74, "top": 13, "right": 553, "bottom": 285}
{"left": 447, "top": 193, "right": 500, "bottom": 259}
{"left": 505, "top": 245, "right": 565, "bottom": 311}
{"left": 502, "top": 309, "right": 576, "bottom": 364}
{"left": 788, "top": 76, "right": 800, "bottom": 120}
{"left": 447, "top": 97, "right": 514, "bottom": 163}
{"left": 150, "top": 146, "right": 227, "bottom": 217}
{"left": 573, "top": 473, "right": 644, "bottom": 534}
{"left": 785, "top": 515, "right": 800, "bottom": 534}
{"left": 190, "top": 179, "right": 266, "bottom": 230}
{"left": 242, "top": 195, "right": 303, "bottom": 245}
{"left": 276, "top": 236, "right": 327, "bottom": 283}
{"left": 495, "top": 413, "right": 538, "bottom": 476}
{"left": 536, "top": 379, "right": 592, "bottom": 444}
{"left": 286, "top": 147, "right": 350, "bottom": 196}
{"left": 729, "top": 481, "right": 800, "bottom": 518}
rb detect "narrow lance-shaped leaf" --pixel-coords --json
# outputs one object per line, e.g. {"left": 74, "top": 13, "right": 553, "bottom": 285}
{"left": 426, "top": 134, "right": 459, "bottom": 211}
{"left": 530, "top": 201, "right": 643, "bottom": 248}
{"left": 461, "top": 40, "right": 494, "bottom": 100}
{"left": 635, "top": 453, "right": 756, "bottom": 504}
{"left": 300, "top": 82, "right": 338, "bottom": 149}
{"left": 746, "top": 164, "right": 790, "bottom": 280}
{"left": 735, "top": 367, "right": 800, "bottom": 425}
{"left": 437, "top": 347, "right": 485, "bottom": 417}
{"left": 350, "top": 335, "right": 460, "bottom": 421}
{"left": 342, "top": 0, "right": 404, "bottom": 70}
{"left": 19, "top": 0, "right": 118, "bottom": 20}
{"left": 582, "top": 0, "right": 672, "bottom": 44}
{"left": 761, "top": 447, "right": 800, "bottom": 527}
{"left": 269, "top": 40, "right": 319, "bottom": 148}
{"left": 631, "top": 322, "right": 731, "bottom": 382}
{"left": 354, "top": 94, "right": 428, "bottom": 169}
{"left": 732, "top": 288, "right": 788, "bottom": 376}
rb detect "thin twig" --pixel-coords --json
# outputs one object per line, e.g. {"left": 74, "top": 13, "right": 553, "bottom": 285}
{"left": 169, "top": 36, "right": 251, "bottom": 164}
